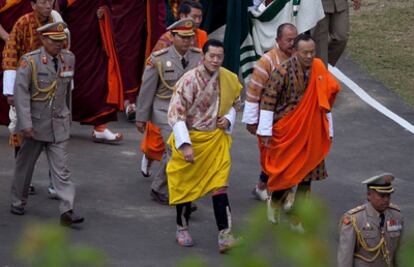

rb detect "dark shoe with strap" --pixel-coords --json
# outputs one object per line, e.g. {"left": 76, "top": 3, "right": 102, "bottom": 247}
{"left": 60, "top": 210, "right": 84, "bottom": 226}
{"left": 10, "top": 205, "right": 25, "bottom": 215}
{"left": 150, "top": 189, "right": 169, "bottom": 205}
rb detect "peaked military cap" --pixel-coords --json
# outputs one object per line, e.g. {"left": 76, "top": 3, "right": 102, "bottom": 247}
{"left": 37, "top": 22, "right": 68, "bottom": 41}
{"left": 167, "top": 18, "right": 195, "bottom": 37}
{"left": 362, "top": 173, "right": 395, "bottom": 193}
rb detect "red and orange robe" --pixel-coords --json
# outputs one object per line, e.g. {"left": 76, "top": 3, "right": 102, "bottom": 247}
{"left": 0, "top": 0, "right": 32, "bottom": 126}
{"left": 58, "top": 0, "right": 123, "bottom": 126}
{"left": 112, "top": 0, "right": 166, "bottom": 104}
{"left": 258, "top": 57, "right": 340, "bottom": 192}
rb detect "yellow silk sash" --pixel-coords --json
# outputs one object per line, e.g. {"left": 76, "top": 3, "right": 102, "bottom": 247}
{"left": 167, "top": 129, "right": 232, "bottom": 205}
{"left": 218, "top": 67, "right": 242, "bottom": 116}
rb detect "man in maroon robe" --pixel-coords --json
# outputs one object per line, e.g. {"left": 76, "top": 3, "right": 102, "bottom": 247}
{"left": 57, "top": 0, "right": 123, "bottom": 143}
{"left": 111, "top": 0, "right": 166, "bottom": 121}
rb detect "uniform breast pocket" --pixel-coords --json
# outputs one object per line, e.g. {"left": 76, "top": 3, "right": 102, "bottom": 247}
{"left": 362, "top": 230, "right": 380, "bottom": 246}
{"left": 163, "top": 71, "right": 178, "bottom": 85}
{"left": 388, "top": 231, "right": 401, "bottom": 238}
{"left": 38, "top": 79, "right": 53, "bottom": 89}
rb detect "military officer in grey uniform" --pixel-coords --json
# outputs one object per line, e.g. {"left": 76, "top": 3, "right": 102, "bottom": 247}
{"left": 135, "top": 19, "right": 201, "bottom": 204}
{"left": 338, "top": 173, "right": 403, "bottom": 267}
{"left": 11, "top": 22, "right": 84, "bottom": 226}
{"left": 312, "top": 0, "right": 361, "bottom": 66}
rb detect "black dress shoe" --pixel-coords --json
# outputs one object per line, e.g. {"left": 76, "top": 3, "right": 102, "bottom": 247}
{"left": 60, "top": 210, "right": 84, "bottom": 226}
{"left": 150, "top": 190, "right": 169, "bottom": 205}
{"left": 10, "top": 205, "right": 25, "bottom": 215}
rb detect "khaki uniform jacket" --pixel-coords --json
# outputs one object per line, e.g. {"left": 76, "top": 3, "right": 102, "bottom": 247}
{"left": 321, "top": 0, "right": 348, "bottom": 13}
{"left": 135, "top": 46, "right": 201, "bottom": 125}
{"left": 14, "top": 47, "right": 75, "bottom": 143}
{"left": 338, "top": 202, "right": 403, "bottom": 267}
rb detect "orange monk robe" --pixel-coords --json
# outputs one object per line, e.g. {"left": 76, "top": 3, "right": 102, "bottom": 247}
{"left": 262, "top": 58, "right": 340, "bottom": 192}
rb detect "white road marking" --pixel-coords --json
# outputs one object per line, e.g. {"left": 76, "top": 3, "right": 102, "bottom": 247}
{"left": 329, "top": 65, "right": 414, "bottom": 134}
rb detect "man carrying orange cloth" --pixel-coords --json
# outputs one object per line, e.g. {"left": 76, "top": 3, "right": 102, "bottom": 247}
{"left": 139, "top": 0, "right": 207, "bottom": 177}
{"left": 135, "top": 19, "right": 201, "bottom": 205}
{"left": 257, "top": 34, "right": 340, "bottom": 230}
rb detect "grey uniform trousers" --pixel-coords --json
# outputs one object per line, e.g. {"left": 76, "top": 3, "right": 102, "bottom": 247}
{"left": 151, "top": 97, "right": 172, "bottom": 195}
{"left": 312, "top": 6, "right": 349, "bottom": 66}
{"left": 11, "top": 138, "right": 75, "bottom": 214}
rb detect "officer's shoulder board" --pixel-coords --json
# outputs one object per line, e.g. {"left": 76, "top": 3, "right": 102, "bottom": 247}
{"left": 341, "top": 205, "right": 365, "bottom": 225}
{"left": 348, "top": 205, "right": 366, "bottom": 215}
{"left": 389, "top": 203, "right": 400, "bottom": 212}
{"left": 24, "top": 49, "right": 41, "bottom": 58}
{"left": 189, "top": 47, "right": 202, "bottom": 53}
{"left": 152, "top": 48, "right": 169, "bottom": 57}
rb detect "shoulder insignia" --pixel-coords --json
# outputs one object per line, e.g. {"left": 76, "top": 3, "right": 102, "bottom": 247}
{"left": 389, "top": 203, "right": 400, "bottom": 211}
{"left": 342, "top": 215, "right": 351, "bottom": 225}
{"left": 152, "top": 48, "right": 169, "bottom": 57}
{"left": 19, "top": 59, "right": 28, "bottom": 69}
{"left": 348, "top": 205, "right": 365, "bottom": 215}
{"left": 26, "top": 49, "right": 41, "bottom": 56}
{"left": 145, "top": 57, "right": 154, "bottom": 70}
{"left": 189, "top": 47, "right": 201, "bottom": 53}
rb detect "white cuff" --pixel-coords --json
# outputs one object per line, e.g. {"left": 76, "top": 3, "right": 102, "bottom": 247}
{"left": 70, "top": 80, "right": 75, "bottom": 90}
{"left": 327, "top": 112, "right": 334, "bottom": 138}
{"left": 223, "top": 107, "right": 236, "bottom": 135}
{"left": 172, "top": 120, "right": 191, "bottom": 149}
{"left": 241, "top": 101, "right": 259, "bottom": 124}
{"left": 3, "top": 70, "right": 16, "bottom": 95}
{"left": 256, "top": 110, "right": 274, "bottom": 136}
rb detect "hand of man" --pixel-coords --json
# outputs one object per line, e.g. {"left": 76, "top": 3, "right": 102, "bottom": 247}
{"left": 22, "top": 128, "right": 34, "bottom": 138}
{"left": 352, "top": 0, "right": 361, "bottom": 10}
{"left": 258, "top": 136, "right": 271, "bottom": 147}
{"left": 135, "top": 121, "right": 146, "bottom": 134}
{"left": 6, "top": 95, "right": 14, "bottom": 106}
{"left": 246, "top": 123, "right": 258, "bottom": 135}
{"left": 216, "top": 117, "right": 230, "bottom": 129}
{"left": 180, "top": 143, "right": 194, "bottom": 163}
{"left": 96, "top": 7, "right": 105, "bottom": 19}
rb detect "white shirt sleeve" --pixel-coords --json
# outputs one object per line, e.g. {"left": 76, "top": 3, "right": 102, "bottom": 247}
{"left": 256, "top": 109, "right": 274, "bottom": 136}
{"left": 327, "top": 112, "right": 334, "bottom": 138}
{"left": 3, "top": 70, "right": 16, "bottom": 96}
{"left": 241, "top": 101, "right": 259, "bottom": 124}
{"left": 172, "top": 120, "right": 191, "bottom": 149}
{"left": 223, "top": 107, "right": 236, "bottom": 135}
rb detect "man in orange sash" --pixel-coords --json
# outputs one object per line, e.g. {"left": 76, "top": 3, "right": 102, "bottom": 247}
{"left": 257, "top": 34, "right": 340, "bottom": 229}
{"left": 242, "top": 23, "right": 297, "bottom": 202}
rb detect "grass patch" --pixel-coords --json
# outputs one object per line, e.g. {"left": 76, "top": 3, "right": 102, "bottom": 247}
{"left": 348, "top": 0, "right": 414, "bottom": 107}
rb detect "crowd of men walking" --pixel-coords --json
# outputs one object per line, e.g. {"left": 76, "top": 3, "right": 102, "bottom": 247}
{"left": 0, "top": 0, "right": 404, "bottom": 264}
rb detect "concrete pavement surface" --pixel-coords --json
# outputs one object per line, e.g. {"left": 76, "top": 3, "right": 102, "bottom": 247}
{"left": 1, "top": 56, "right": 413, "bottom": 266}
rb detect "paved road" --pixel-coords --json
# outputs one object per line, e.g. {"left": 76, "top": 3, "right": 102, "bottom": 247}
{"left": 1, "top": 56, "right": 413, "bottom": 266}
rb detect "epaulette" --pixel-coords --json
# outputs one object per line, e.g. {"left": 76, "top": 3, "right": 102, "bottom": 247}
{"left": 152, "top": 48, "right": 169, "bottom": 57}
{"left": 348, "top": 205, "right": 365, "bottom": 215}
{"left": 389, "top": 203, "right": 400, "bottom": 211}
{"left": 189, "top": 47, "right": 201, "bottom": 53}
{"left": 25, "top": 49, "right": 41, "bottom": 56}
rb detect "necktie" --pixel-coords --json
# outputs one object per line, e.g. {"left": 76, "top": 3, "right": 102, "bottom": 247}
{"left": 181, "top": 57, "right": 188, "bottom": 69}
{"left": 53, "top": 57, "right": 58, "bottom": 72}
{"left": 379, "top": 213, "right": 385, "bottom": 229}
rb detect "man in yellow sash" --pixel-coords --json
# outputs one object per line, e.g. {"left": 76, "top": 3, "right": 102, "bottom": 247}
{"left": 257, "top": 34, "right": 340, "bottom": 229}
{"left": 167, "top": 39, "right": 242, "bottom": 253}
